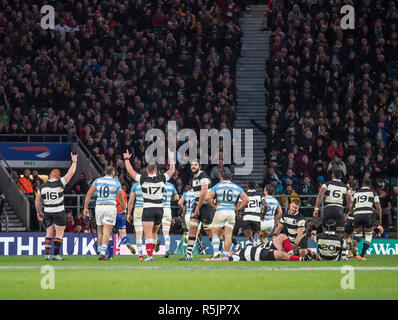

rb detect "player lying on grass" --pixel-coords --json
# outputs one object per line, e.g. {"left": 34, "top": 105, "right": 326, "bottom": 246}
{"left": 201, "top": 233, "right": 315, "bottom": 262}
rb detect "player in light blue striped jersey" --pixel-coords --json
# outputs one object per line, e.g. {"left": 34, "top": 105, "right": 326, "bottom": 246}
{"left": 261, "top": 185, "right": 282, "bottom": 244}
{"left": 206, "top": 171, "right": 249, "bottom": 258}
{"left": 178, "top": 183, "right": 196, "bottom": 245}
{"left": 156, "top": 181, "right": 179, "bottom": 257}
{"left": 127, "top": 181, "right": 144, "bottom": 260}
{"left": 84, "top": 166, "right": 126, "bottom": 260}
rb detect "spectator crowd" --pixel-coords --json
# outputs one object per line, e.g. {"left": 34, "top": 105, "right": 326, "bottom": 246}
{"left": 251, "top": 0, "right": 398, "bottom": 230}
{"left": 1, "top": 0, "right": 246, "bottom": 233}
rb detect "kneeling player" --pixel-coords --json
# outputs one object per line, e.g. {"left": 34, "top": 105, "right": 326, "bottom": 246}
{"left": 315, "top": 219, "right": 346, "bottom": 261}
{"left": 201, "top": 234, "right": 312, "bottom": 262}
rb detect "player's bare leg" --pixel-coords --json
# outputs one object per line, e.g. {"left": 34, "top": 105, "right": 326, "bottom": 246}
{"left": 134, "top": 220, "right": 144, "bottom": 260}
{"left": 223, "top": 226, "right": 233, "bottom": 256}
{"left": 97, "top": 225, "right": 103, "bottom": 252}
{"left": 98, "top": 223, "right": 113, "bottom": 260}
{"left": 44, "top": 224, "right": 55, "bottom": 260}
{"left": 161, "top": 221, "right": 171, "bottom": 258}
{"left": 261, "top": 232, "right": 269, "bottom": 245}
{"left": 357, "top": 227, "right": 373, "bottom": 261}
{"left": 243, "top": 229, "right": 253, "bottom": 246}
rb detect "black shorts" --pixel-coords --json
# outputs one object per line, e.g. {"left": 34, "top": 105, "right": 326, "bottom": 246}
{"left": 354, "top": 214, "right": 374, "bottom": 229}
{"left": 242, "top": 220, "right": 260, "bottom": 232}
{"left": 298, "top": 235, "right": 308, "bottom": 250}
{"left": 142, "top": 207, "right": 163, "bottom": 225}
{"left": 44, "top": 211, "right": 66, "bottom": 228}
{"left": 323, "top": 205, "right": 345, "bottom": 228}
{"left": 345, "top": 216, "right": 354, "bottom": 235}
{"left": 259, "top": 248, "right": 276, "bottom": 261}
{"left": 191, "top": 203, "right": 215, "bottom": 224}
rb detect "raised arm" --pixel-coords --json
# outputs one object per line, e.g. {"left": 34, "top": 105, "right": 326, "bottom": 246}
{"left": 83, "top": 185, "right": 96, "bottom": 217}
{"left": 123, "top": 150, "right": 139, "bottom": 181}
{"left": 166, "top": 150, "right": 176, "bottom": 179}
{"left": 63, "top": 153, "right": 78, "bottom": 183}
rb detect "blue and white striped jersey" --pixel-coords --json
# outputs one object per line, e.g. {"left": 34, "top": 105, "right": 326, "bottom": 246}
{"left": 211, "top": 181, "right": 244, "bottom": 212}
{"left": 92, "top": 176, "right": 122, "bottom": 206}
{"left": 182, "top": 189, "right": 196, "bottom": 215}
{"left": 163, "top": 182, "right": 177, "bottom": 208}
{"left": 130, "top": 182, "right": 144, "bottom": 209}
{"left": 262, "top": 195, "right": 281, "bottom": 220}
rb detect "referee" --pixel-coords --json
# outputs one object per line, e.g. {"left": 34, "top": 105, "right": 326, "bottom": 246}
{"left": 35, "top": 153, "right": 78, "bottom": 260}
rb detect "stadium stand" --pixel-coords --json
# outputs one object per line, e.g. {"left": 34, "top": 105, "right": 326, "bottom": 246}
{"left": 0, "top": 0, "right": 397, "bottom": 234}
{"left": 0, "top": 0, "right": 245, "bottom": 231}
{"left": 253, "top": 0, "right": 397, "bottom": 231}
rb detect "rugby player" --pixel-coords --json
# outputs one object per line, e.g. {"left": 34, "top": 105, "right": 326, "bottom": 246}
{"left": 35, "top": 153, "right": 78, "bottom": 260}
{"left": 273, "top": 199, "right": 309, "bottom": 257}
{"left": 157, "top": 180, "right": 179, "bottom": 258}
{"left": 83, "top": 166, "right": 126, "bottom": 260}
{"left": 201, "top": 233, "right": 311, "bottom": 262}
{"left": 181, "top": 159, "right": 214, "bottom": 261}
{"left": 261, "top": 184, "right": 282, "bottom": 244}
{"left": 123, "top": 149, "right": 175, "bottom": 261}
{"left": 109, "top": 186, "right": 135, "bottom": 257}
{"left": 242, "top": 181, "right": 262, "bottom": 247}
{"left": 345, "top": 180, "right": 358, "bottom": 258}
{"left": 315, "top": 219, "right": 346, "bottom": 261}
{"left": 205, "top": 171, "right": 249, "bottom": 258}
{"left": 178, "top": 183, "right": 196, "bottom": 243}
{"left": 313, "top": 169, "right": 351, "bottom": 238}
{"left": 351, "top": 178, "right": 382, "bottom": 261}
{"left": 127, "top": 180, "right": 145, "bottom": 260}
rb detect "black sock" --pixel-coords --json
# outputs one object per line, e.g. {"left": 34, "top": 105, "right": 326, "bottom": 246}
{"left": 54, "top": 238, "right": 62, "bottom": 255}
{"left": 232, "top": 236, "right": 238, "bottom": 246}
{"left": 360, "top": 242, "right": 370, "bottom": 257}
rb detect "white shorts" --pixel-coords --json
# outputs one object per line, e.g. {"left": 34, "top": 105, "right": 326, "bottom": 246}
{"left": 162, "top": 208, "right": 172, "bottom": 224}
{"left": 261, "top": 219, "right": 275, "bottom": 233}
{"left": 95, "top": 205, "right": 117, "bottom": 226}
{"left": 133, "top": 207, "right": 143, "bottom": 231}
{"left": 212, "top": 210, "right": 235, "bottom": 229}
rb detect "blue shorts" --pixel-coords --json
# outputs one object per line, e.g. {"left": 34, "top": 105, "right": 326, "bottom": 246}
{"left": 116, "top": 213, "right": 126, "bottom": 230}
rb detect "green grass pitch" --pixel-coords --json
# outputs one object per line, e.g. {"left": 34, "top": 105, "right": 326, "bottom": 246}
{"left": 1, "top": 255, "right": 398, "bottom": 300}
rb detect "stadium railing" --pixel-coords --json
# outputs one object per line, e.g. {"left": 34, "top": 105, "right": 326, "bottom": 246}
{"left": 0, "top": 153, "right": 30, "bottom": 229}
{"left": 0, "top": 207, "right": 9, "bottom": 232}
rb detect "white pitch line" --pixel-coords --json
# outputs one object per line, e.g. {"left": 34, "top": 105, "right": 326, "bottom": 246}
{"left": 1, "top": 266, "right": 398, "bottom": 271}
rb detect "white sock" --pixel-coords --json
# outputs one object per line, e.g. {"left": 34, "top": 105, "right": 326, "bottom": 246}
{"left": 164, "top": 234, "right": 170, "bottom": 251}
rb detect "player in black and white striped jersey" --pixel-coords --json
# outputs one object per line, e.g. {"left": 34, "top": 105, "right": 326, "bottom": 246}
{"left": 351, "top": 178, "right": 382, "bottom": 261}
{"left": 242, "top": 181, "right": 262, "bottom": 247}
{"left": 313, "top": 169, "right": 352, "bottom": 238}
{"left": 123, "top": 149, "right": 175, "bottom": 261}
{"left": 181, "top": 159, "right": 214, "bottom": 261}
{"left": 273, "top": 199, "right": 311, "bottom": 258}
{"left": 35, "top": 153, "right": 78, "bottom": 260}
